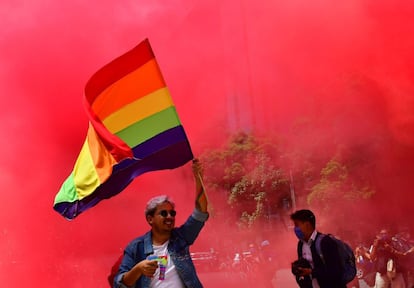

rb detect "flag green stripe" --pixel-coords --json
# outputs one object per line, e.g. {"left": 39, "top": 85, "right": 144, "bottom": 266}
{"left": 115, "top": 107, "right": 181, "bottom": 148}
{"left": 54, "top": 172, "right": 78, "bottom": 204}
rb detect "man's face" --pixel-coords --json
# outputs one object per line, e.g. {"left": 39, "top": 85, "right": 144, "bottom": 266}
{"left": 376, "top": 229, "right": 390, "bottom": 242}
{"left": 148, "top": 202, "right": 176, "bottom": 234}
{"left": 294, "top": 220, "right": 313, "bottom": 241}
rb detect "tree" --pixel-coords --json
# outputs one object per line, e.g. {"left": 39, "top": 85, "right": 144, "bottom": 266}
{"left": 200, "top": 129, "right": 379, "bottom": 237}
{"left": 306, "top": 151, "right": 376, "bottom": 237}
{"left": 200, "top": 131, "right": 290, "bottom": 228}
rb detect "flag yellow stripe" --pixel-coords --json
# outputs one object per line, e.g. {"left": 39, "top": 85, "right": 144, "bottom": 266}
{"left": 102, "top": 87, "right": 173, "bottom": 133}
{"left": 73, "top": 125, "right": 117, "bottom": 199}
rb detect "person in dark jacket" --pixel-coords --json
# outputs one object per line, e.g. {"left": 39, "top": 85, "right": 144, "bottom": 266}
{"left": 290, "top": 209, "right": 346, "bottom": 288}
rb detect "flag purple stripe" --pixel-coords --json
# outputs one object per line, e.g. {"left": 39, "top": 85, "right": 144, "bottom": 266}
{"left": 114, "top": 126, "right": 192, "bottom": 170}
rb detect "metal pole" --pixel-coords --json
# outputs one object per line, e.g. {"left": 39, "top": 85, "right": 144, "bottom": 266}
{"left": 289, "top": 169, "right": 296, "bottom": 212}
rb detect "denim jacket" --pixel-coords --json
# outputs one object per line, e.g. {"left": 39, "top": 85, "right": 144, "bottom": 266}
{"left": 114, "top": 208, "right": 208, "bottom": 288}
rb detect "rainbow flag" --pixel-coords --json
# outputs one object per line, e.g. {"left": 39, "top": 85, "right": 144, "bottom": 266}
{"left": 54, "top": 39, "right": 193, "bottom": 220}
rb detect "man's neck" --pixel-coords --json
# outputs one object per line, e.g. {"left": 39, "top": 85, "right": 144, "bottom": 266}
{"left": 304, "top": 229, "right": 317, "bottom": 242}
{"left": 152, "top": 232, "right": 171, "bottom": 246}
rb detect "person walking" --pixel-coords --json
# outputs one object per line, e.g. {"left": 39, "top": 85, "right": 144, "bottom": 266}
{"left": 290, "top": 209, "right": 346, "bottom": 288}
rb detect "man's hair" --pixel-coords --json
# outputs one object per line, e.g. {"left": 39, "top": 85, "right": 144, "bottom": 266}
{"left": 290, "top": 209, "right": 316, "bottom": 228}
{"left": 145, "top": 195, "right": 175, "bottom": 217}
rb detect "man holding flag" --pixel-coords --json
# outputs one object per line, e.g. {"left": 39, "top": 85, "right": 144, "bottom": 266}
{"left": 114, "top": 159, "right": 209, "bottom": 288}
{"left": 53, "top": 37, "right": 207, "bottom": 287}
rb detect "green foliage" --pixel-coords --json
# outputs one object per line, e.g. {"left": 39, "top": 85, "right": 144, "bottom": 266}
{"left": 308, "top": 157, "right": 375, "bottom": 208}
{"left": 200, "top": 131, "right": 290, "bottom": 228}
{"left": 200, "top": 131, "right": 377, "bottom": 232}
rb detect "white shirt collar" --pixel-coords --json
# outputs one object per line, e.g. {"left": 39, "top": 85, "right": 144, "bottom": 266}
{"left": 304, "top": 229, "right": 318, "bottom": 245}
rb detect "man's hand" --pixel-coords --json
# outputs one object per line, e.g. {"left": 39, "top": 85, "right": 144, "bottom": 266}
{"left": 137, "top": 259, "right": 158, "bottom": 278}
{"left": 297, "top": 267, "right": 312, "bottom": 277}
{"left": 121, "top": 259, "right": 158, "bottom": 286}
{"left": 403, "top": 246, "right": 414, "bottom": 256}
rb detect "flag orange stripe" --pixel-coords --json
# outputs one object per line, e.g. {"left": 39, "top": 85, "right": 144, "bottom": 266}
{"left": 86, "top": 124, "right": 117, "bottom": 183}
{"left": 91, "top": 59, "right": 166, "bottom": 120}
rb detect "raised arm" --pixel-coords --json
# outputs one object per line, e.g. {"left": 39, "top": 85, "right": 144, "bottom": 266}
{"left": 192, "top": 158, "right": 208, "bottom": 213}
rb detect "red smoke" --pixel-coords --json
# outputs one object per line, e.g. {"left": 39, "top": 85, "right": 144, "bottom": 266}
{"left": 1, "top": 0, "right": 413, "bottom": 286}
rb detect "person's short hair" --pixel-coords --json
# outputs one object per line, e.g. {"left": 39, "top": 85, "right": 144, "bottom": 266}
{"left": 145, "top": 195, "right": 175, "bottom": 217}
{"left": 290, "top": 209, "right": 316, "bottom": 228}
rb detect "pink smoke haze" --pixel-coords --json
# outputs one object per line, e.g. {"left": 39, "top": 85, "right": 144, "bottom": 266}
{"left": 1, "top": 0, "right": 414, "bottom": 286}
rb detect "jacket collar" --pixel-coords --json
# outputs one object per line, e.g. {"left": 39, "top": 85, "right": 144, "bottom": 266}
{"left": 143, "top": 231, "right": 154, "bottom": 255}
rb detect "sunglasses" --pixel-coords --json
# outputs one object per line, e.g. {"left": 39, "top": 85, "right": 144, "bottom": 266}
{"left": 158, "top": 210, "right": 177, "bottom": 217}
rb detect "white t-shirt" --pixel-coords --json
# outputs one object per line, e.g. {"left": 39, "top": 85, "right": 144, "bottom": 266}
{"left": 149, "top": 241, "right": 185, "bottom": 288}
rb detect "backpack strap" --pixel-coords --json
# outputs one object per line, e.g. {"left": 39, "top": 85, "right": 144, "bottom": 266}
{"left": 298, "top": 233, "right": 324, "bottom": 259}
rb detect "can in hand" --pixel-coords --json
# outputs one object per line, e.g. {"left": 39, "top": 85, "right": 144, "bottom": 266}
{"left": 147, "top": 255, "right": 167, "bottom": 281}
{"left": 159, "top": 264, "right": 166, "bottom": 280}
